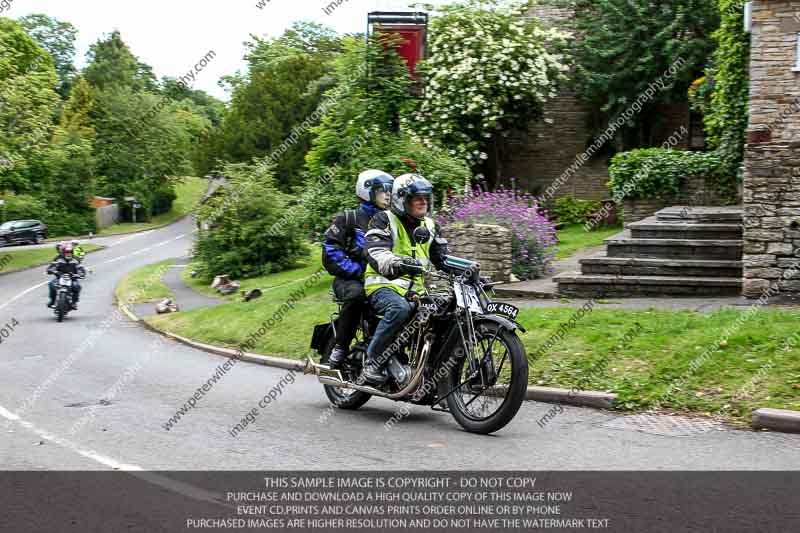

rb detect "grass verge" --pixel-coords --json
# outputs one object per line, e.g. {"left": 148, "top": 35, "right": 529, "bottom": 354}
{"left": 115, "top": 259, "right": 175, "bottom": 304}
{"left": 0, "top": 244, "right": 103, "bottom": 274}
{"left": 140, "top": 256, "right": 799, "bottom": 422}
{"left": 555, "top": 224, "right": 622, "bottom": 259}
{"left": 97, "top": 177, "right": 208, "bottom": 236}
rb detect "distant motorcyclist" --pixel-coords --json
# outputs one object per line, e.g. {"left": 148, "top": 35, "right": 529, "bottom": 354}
{"left": 46, "top": 243, "right": 85, "bottom": 310}
{"left": 71, "top": 240, "right": 86, "bottom": 262}
{"left": 323, "top": 170, "right": 394, "bottom": 369}
{"left": 360, "top": 174, "right": 450, "bottom": 385}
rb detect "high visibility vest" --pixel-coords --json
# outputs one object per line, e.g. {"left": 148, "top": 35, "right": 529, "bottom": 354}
{"left": 364, "top": 212, "right": 435, "bottom": 297}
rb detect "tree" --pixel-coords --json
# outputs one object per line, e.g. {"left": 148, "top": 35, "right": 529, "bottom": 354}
{"left": 208, "top": 23, "right": 339, "bottom": 190}
{"left": 0, "top": 17, "right": 60, "bottom": 193}
{"left": 18, "top": 14, "right": 77, "bottom": 96}
{"left": 570, "top": 0, "right": 719, "bottom": 150}
{"left": 83, "top": 31, "right": 156, "bottom": 92}
{"left": 414, "top": 0, "right": 570, "bottom": 169}
{"left": 302, "top": 36, "right": 468, "bottom": 233}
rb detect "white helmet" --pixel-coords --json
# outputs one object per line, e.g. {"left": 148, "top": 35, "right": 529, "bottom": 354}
{"left": 392, "top": 173, "right": 434, "bottom": 220}
{"left": 356, "top": 170, "right": 394, "bottom": 205}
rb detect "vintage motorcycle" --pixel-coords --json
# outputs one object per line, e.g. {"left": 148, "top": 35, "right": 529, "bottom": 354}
{"left": 306, "top": 233, "right": 529, "bottom": 435}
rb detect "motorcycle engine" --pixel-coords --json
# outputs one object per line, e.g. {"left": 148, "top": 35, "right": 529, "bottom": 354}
{"left": 386, "top": 355, "right": 413, "bottom": 386}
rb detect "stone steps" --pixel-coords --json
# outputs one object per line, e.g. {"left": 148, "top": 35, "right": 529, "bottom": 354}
{"left": 553, "top": 206, "right": 744, "bottom": 297}
{"left": 629, "top": 216, "right": 742, "bottom": 240}
{"left": 605, "top": 231, "right": 743, "bottom": 260}
{"left": 656, "top": 205, "right": 743, "bottom": 223}
{"left": 554, "top": 272, "right": 743, "bottom": 297}
{"left": 579, "top": 253, "right": 743, "bottom": 278}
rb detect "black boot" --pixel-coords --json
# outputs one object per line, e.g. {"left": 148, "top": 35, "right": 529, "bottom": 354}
{"left": 358, "top": 360, "right": 387, "bottom": 386}
{"left": 47, "top": 301, "right": 55, "bottom": 309}
{"left": 329, "top": 345, "right": 347, "bottom": 369}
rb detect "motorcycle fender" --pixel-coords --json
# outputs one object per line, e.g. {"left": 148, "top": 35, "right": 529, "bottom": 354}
{"left": 474, "top": 314, "right": 526, "bottom": 334}
{"left": 310, "top": 323, "right": 333, "bottom": 355}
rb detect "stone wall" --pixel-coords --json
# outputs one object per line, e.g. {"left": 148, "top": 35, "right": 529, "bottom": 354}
{"left": 748, "top": 1, "right": 800, "bottom": 144}
{"left": 622, "top": 174, "right": 728, "bottom": 224}
{"left": 742, "top": 1, "right": 800, "bottom": 297}
{"left": 445, "top": 223, "right": 513, "bottom": 283}
{"left": 742, "top": 142, "right": 800, "bottom": 297}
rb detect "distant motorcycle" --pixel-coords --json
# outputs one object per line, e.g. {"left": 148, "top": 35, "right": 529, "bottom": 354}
{"left": 306, "top": 240, "right": 529, "bottom": 435}
{"left": 53, "top": 273, "right": 80, "bottom": 322}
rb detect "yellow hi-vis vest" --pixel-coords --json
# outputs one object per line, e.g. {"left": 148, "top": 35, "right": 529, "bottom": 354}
{"left": 364, "top": 212, "right": 435, "bottom": 297}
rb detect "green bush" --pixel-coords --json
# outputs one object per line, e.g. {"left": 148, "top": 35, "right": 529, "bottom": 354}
{"left": 608, "top": 148, "right": 722, "bottom": 201}
{"left": 550, "top": 195, "right": 602, "bottom": 225}
{"left": 1, "top": 194, "right": 49, "bottom": 222}
{"left": 194, "top": 161, "right": 307, "bottom": 280}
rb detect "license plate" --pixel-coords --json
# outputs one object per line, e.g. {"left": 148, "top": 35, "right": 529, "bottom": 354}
{"left": 454, "top": 282, "right": 483, "bottom": 314}
{"left": 60, "top": 279, "right": 72, "bottom": 287}
{"left": 486, "top": 302, "right": 519, "bottom": 320}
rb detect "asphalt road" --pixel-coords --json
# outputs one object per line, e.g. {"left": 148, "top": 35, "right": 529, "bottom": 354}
{"left": 0, "top": 216, "right": 798, "bottom": 471}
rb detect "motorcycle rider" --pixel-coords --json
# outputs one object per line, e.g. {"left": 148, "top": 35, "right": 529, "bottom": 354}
{"left": 360, "top": 173, "right": 450, "bottom": 385}
{"left": 46, "top": 243, "right": 86, "bottom": 310}
{"left": 71, "top": 240, "right": 86, "bottom": 262}
{"left": 323, "top": 170, "right": 394, "bottom": 369}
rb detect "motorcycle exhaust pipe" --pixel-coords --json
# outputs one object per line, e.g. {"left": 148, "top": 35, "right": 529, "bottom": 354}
{"left": 304, "top": 336, "right": 435, "bottom": 400}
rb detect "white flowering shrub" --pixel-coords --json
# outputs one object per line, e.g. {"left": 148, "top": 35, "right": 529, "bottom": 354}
{"left": 413, "top": 0, "right": 571, "bottom": 164}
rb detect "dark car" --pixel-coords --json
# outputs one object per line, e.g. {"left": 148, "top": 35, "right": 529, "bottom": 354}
{"left": 0, "top": 220, "right": 49, "bottom": 246}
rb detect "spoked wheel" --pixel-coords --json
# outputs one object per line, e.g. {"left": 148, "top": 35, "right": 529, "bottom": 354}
{"left": 446, "top": 321, "right": 528, "bottom": 434}
{"left": 321, "top": 336, "right": 371, "bottom": 410}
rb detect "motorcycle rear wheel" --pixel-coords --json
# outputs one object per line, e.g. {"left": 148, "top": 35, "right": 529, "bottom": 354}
{"left": 446, "top": 321, "right": 528, "bottom": 435}
{"left": 321, "top": 336, "right": 372, "bottom": 410}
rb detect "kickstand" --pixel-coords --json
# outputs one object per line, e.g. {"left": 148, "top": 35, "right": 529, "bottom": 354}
{"left": 430, "top": 399, "right": 450, "bottom": 413}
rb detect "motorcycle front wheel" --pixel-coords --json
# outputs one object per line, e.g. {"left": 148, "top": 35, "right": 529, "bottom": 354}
{"left": 55, "top": 292, "right": 68, "bottom": 322}
{"left": 446, "top": 321, "right": 528, "bottom": 435}
{"left": 320, "top": 336, "right": 371, "bottom": 410}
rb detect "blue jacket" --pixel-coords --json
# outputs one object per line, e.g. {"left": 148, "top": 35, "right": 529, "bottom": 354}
{"left": 322, "top": 203, "right": 378, "bottom": 280}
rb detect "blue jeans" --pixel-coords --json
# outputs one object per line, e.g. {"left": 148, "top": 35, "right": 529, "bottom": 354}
{"left": 366, "top": 288, "right": 413, "bottom": 365}
{"left": 49, "top": 278, "right": 81, "bottom": 303}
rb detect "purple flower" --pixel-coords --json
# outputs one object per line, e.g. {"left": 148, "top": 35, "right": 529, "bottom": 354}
{"left": 439, "top": 187, "right": 557, "bottom": 280}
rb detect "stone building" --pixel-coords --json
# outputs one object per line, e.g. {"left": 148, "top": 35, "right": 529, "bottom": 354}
{"left": 742, "top": 0, "right": 800, "bottom": 297}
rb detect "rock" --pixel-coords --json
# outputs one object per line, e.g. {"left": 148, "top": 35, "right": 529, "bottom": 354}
{"left": 242, "top": 288, "right": 263, "bottom": 302}
{"left": 218, "top": 281, "right": 241, "bottom": 295}
{"left": 509, "top": 273, "right": 520, "bottom": 283}
{"left": 190, "top": 270, "right": 199, "bottom": 278}
{"left": 211, "top": 275, "right": 230, "bottom": 289}
{"left": 155, "top": 298, "right": 179, "bottom": 314}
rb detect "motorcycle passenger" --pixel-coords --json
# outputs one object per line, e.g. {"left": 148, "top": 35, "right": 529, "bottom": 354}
{"left": 47, "top": 243, "right": 86, "bottom": 310}
{"left": 323, "top": 170, "right": 394, "bottom": 369}
{"left": 361, "top": 173, "right": 450, "bottom": 385}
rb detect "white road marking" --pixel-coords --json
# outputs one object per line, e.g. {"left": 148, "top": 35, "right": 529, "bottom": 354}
{"left": 0, "top": 281, "right": 49, "bottom": 312}
{"left": 0, "top": 404, "right": 142, "bottom": 470}
{"left": 0, "top": 404, "right": 232, "bottom": 509}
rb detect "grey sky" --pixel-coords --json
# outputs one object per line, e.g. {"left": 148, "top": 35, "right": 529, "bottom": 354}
{"left": 8, "top": 0, "right": 437, "bottom": 100}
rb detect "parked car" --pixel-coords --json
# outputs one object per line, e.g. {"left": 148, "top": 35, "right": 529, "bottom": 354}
{"left": 0, "top": 220, "right": 48, "bottom": 246}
